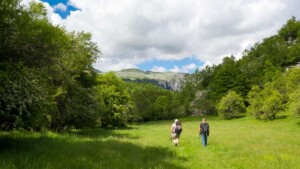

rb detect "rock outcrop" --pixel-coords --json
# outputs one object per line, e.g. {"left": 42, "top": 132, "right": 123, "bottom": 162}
{"left": 113, "top": 69, "right": 186, "bottom": 91}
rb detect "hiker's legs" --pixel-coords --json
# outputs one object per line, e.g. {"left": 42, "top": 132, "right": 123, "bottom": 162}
{"left": 201, "top": 133, "right": 207, "bottom": 146}
{"left": 176, "top": 134, "right": 180, "bottom": 145}
{"left": 172, "top": 134, "right": 179, "bottom": 146}
{"left": 172, "top": 133, "right": 177, "bottom": 145}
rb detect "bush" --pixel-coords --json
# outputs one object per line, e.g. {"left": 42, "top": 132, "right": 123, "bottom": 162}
{"left": 216, "top": 91, "right": 245, "bottom": 119}
{"left": 247, "top": 84, "right": 283, "bottom": 120}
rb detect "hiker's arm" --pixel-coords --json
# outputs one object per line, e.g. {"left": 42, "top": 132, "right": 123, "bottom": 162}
{"left": 207, "top": 124, "right": 210, "bottom": 136}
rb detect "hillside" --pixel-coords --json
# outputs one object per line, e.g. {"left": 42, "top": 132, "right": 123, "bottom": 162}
{"left": 112, "top": 69, "right": 186, "bottom": 90}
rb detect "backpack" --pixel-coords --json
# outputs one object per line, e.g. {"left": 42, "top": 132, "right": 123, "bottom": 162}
{"left": 202, "top": 123, "right": 208, "bottom": 133}
{"left": 175, "top": 121, "right": 182, "bottom": 134}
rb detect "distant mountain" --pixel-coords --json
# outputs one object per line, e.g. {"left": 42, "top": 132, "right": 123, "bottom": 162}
{"left": 93, "top": 68, "right": 102, "bottom": 73}
{"left": 112, "top": 68, "right": 186, "bottom": 90}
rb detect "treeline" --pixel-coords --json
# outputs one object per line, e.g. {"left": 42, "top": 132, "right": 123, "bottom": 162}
{"left": 183, "top": 17, "right": 300, "bottom": 119}
{"left": 94, "top": 72, "right": 188, "bottom": 126}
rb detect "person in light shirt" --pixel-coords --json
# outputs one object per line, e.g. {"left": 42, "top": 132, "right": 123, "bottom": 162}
{"left": 170, "top": 119, "right": 182, "bottom": 146}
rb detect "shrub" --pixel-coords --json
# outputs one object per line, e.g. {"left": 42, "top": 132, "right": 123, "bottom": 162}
{"left": 216, "top": 91, "right": 245, "bottom": 119}
{"left": 247, "top": 84, "right": 283, "bottom": 120}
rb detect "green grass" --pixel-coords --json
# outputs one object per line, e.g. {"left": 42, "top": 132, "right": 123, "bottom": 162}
{"left": 1, "top": 115, "right": 300, "bottom": 169}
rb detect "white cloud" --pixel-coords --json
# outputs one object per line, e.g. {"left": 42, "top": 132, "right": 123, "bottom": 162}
{"left": 182, "top": 63, "right": 197, "bottom": 72}
{"left": 20, "top": 0, "right": 36, "bottom": 6}
{"left": 198, "top": 61, "right": 213, "bottom": 70}
{"left": 93, "top": 57, "right": 138, "bottom": 72}
{"left": 151, "top": 66, "right": 167, "bottom": 72}
{"left": 169, "top": 63, "right": 197, "bottom": 73}
{"left": 22, "top": 0, "right": 300, "bottom": 72}
{"left": 170, "top": 66, "right": 181, "bottom": 73}
{"left": 53, "top": 3, "right": 67, "bottom": 12}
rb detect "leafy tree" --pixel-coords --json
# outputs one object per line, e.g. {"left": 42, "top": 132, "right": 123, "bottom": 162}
{"left": 0, "top": 64, "right": 49, "bottom": 130}
{"left": 263, "top": 60, "right": 282, "bottom": 83}
{"left": 0, "top": 1, "right": 101, "bottom": 131}
{"left": 179, "top": 82, "right": 196, "bottom": 116}
{"left": 216, "top": 91, "right": 245, "bottom": 119}
{"left": 276, "top": 68, "right": 300, "bottom": 116}
{"left": 247, "top": 84, "right": 283, "bottom": 120}
{"left": 278, "top": 16, "right": 300, "bottom": 43}
{"left": 95, "top": 72, "right": 132, "bottom": 127}
{"left": 193, "top": 91, "right": 215, "bottom": 115}
{"left": 207, "top": 56, "right": 249, "bottom": 102}
{"left": 185, "top": 65, "right": 216, "bottom": 90}
{"left": 127, "top": 82, "right": 183, "bottom": 122}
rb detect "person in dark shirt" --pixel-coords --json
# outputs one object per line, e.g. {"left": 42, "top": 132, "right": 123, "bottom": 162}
{"left": 199, "top": 118, "right": 209, "bottom": 147}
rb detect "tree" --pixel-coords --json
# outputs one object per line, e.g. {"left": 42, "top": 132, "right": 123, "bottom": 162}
{"left": 126, "top": 82, "right": 183, "bottom": 122}
{"left": 0, "top": 1, "right": 101, "bottom": 131}
{"left": 216, "top": 91, "right": 245, "bottom": 119}
{"left": 208, "top": 56, "right": 248, "bottom": 101}
{"left": 247, "top": 84, "right": 283, "bottom": 120}
{"left": 95, "top": 72, "right": 132, "bottom": 127}
{"left": 179, "top": 82, "right": 196, "bottom": 116}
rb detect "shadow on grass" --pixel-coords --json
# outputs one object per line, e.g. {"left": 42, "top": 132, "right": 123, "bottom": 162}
{"left": 275, "top": 115, "right": 288, "bottom": 120}
{"left": 220, "top": 115, "right": 246, "bottom": 120}
{"left": 0, "top": 134, "right": 186, "bottom": 169}
{"left": 67, "top": 128, "right": 139, "bottom": 139}
{"left": 232, "top": 115, "right": 246, "bottom": 119}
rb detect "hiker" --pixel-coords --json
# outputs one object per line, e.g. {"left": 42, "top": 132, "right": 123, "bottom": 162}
{"left": 199, "top": 118, "right": 209, "bottom": 147}
{"left": 170, "top": 119, "right": 182, "bottom": 146}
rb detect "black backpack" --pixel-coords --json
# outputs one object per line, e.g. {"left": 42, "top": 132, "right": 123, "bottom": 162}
{"left": 175, "top": 121, "right": 182, "bottom": 134}
{"left": 202, "top": 123, "right": 208, "bottom": 133}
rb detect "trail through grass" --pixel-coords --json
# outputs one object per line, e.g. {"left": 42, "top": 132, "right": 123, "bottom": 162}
{"left": 1, "top": 115, "right": 300, "bottom": 169}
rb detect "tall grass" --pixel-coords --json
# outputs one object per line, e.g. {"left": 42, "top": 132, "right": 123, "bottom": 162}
{"left": 1, "top": 115, "right": 300, "bottom": 169}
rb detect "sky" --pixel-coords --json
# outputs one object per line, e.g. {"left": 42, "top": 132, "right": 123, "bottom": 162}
{"left": 21, "top": 0, "right": 300, "bottom": 73}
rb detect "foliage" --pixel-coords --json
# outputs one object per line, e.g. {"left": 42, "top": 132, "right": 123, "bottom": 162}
{"left": 192, "top": 91, "right": 215, "bottom": 115}
{"left": 216, "top": 91, "right": 245, "bottom": 119}
{"left": 185, "top": 17, "right": 300, "bottom": 119}
{"left": 247, "top": 85, "right": 283, "bottom": 120}
{"left": 179, "top": 80, "right": 197, "bottom": 116}
{"left": 247, "top": 68, "right": 300, "bottom": 120}
{"left": 0, "top": 1, "right": 101, "bottom": 131}
{"left": 126, "top": 82, "right": 184, "bottom": 122}
{"left": 279, "top": 68, "right": 300, "bottom": 116}
{"left": 0, "top": 64, "right": 49, "bottom": 130}
{"left": 95, "top": 72, "right": 132, "bottom": 127}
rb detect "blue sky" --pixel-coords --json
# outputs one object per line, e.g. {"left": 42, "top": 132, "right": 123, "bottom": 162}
{"left": 37, "top": 0, "right": 300, "bottom": 73}
{"left": 42, "top": 0, "right": 78, "bottom": 19}
{"left": 137, "top": 57, "right": 203, "bottom": 73}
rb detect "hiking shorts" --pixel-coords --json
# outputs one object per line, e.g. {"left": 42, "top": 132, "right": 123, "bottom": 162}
{"left": 171, "top": 133, "right": 180, "bottom": 139}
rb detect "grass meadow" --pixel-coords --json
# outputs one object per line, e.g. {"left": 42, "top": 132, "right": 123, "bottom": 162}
{"left": 1, "top": 115, "right": 300, "bottom": 169}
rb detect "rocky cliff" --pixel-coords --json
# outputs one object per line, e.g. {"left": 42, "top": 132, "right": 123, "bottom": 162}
{"left": 113, "top": 69, "right": 186, "bottom": 91}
